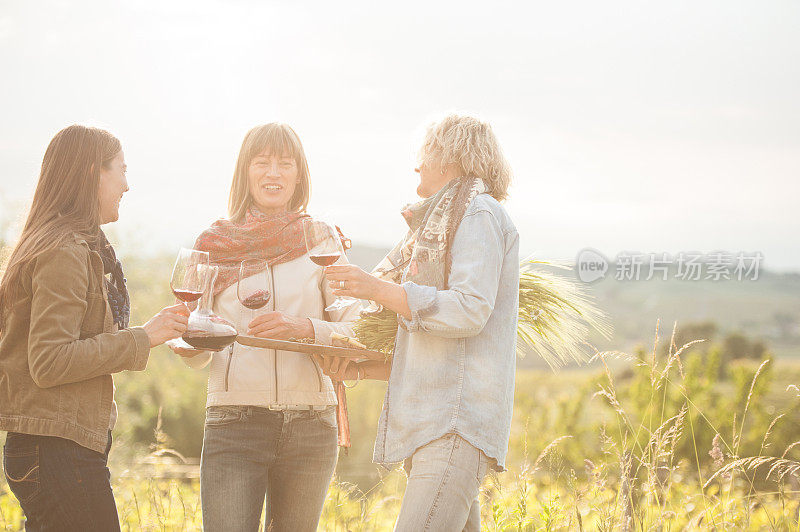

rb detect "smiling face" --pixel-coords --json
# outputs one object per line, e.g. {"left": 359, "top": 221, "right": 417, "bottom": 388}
{"left": 98, "top": 151, "right": 128, "bottom": 224}
{"left": 247, "top": 150, "right": 299, "bottom": 214}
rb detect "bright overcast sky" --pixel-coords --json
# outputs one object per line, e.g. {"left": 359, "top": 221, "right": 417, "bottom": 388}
{"left": 1, "top": 0, "right": 799, "bottom": 270}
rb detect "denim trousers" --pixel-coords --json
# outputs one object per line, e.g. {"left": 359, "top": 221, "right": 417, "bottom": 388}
{"left": 2, "top": 431, "right": 118, "bottom": 532}
{"left": 395, "top": 433, "right": 489, "bottom": 532}
{"left": 200, "top": 405, "right": 339, "bottom": 532}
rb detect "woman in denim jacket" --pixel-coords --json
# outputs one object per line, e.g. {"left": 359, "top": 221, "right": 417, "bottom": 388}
{"left": 320, "top": 114, "right": 519, "bottom": 531}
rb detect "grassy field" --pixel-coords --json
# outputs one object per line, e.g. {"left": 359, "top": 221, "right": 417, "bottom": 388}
{"left": 2, "top": 348, "right": 800, "bottom": 530}
{"left": 1, "top": 246, "right": 799, "bottom": 530}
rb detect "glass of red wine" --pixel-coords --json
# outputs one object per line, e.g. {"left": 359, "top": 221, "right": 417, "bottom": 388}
{"left": 238, "top": 259, "right": 271, "bottom": 327}
{"left": 171, "top": 247, "right": 210, "bottom": 308}
{"left": 302, "top": 219, "right": 357, "bottom": 312}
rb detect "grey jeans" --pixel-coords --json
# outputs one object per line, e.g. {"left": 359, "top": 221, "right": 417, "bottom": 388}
{"left": 200, "top": 405, "right": 338, "bottom": 532}
{"left": 395, "top": 433, "right": 490, "bottom": 532}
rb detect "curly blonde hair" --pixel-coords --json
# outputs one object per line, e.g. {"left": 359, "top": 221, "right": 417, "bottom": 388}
{"left": 418, "top": 114, "right": 512, "bottom": 201}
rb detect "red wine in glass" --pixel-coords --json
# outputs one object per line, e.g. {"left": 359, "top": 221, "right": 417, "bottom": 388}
{"left": 303, "top": 219, "right": 358, "bottom": 312}
{"left": 171, "top": 248, "right": 209, "bottom": 304}
{"left": 182, "top": 333, "right": 238, "bottom": 351}
{"left": 241, "top": 289, "right": 270, "bottom": 310}
{"left": 238, "top": 259, "right": 270, "bottom": 315}
{"left": 309, "top": 252, "right": 341, "bottom": 266}
{"left": 302, "top": 220, "right": 340, "bottom": 262}
{"left": 172, "top": 289, "right": 203, "bottom": 303}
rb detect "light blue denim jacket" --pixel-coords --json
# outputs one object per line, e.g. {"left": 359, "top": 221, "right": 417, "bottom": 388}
{"left": 373, "top": 193, "right": 519, "bottom": 472}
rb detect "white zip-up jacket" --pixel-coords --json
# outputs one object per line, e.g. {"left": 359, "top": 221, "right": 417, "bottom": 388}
{"left": 182, "top": 252, "right": 359, "bottom": 407}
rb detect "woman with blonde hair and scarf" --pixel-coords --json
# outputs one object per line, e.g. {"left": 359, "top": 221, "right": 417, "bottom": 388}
{"left": 319, "top": 114, "right": 519, "bottom": 531}
{"left": 170, "top": 123, "right": 360, "bottom": 532}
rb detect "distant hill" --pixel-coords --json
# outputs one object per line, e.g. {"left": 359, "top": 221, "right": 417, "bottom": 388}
{"left": 586, "top": 264, "right": 800, "bottom": 358}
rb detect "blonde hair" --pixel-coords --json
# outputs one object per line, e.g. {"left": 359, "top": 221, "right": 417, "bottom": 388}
{"left": 0, "top": 125, "right": 120, "bottom": 329}
{"left": 418, "top": 114, "right": 512, "bottom": 201}
{"left": 228, "top": 123, "right": 311, "bottom": 222}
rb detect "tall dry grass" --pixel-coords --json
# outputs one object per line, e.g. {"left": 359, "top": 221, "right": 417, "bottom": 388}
{"left": 1, "top": 322, "right": 799, "bottom": 530}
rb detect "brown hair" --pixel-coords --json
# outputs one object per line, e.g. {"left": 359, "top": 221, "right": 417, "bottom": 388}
{"left": 0, "top": 125, "right": 121, "bottom": 329}
{"left": 228, "top": 123, "right": 311, "bottom": 222}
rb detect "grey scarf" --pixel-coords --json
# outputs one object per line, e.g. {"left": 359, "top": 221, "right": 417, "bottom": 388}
{"left": 373, "top": 176, "right": 487, "bottom": 291}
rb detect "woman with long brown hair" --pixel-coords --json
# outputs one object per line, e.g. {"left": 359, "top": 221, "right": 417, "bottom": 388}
{"left": 0, "top": 124, "right": 189, "bottom": 531}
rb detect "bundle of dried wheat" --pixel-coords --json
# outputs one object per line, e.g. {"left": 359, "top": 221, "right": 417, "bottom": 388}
{"left": 353, "top": 259, "right": 612, "bottom": 368}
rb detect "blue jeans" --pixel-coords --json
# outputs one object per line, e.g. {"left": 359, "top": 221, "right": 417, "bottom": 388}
{"left": 395, "top": 433, "right": 489, "bottom": 532}
{"left": 200, "top": 405, "right": 339, "bottom": 532}
{"left": 2, "top": 431, "right": 119, "bottom": 532}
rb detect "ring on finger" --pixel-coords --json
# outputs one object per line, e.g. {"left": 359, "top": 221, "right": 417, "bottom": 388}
{"left": 338, "top": 280, "right": 346, "bottom": 289}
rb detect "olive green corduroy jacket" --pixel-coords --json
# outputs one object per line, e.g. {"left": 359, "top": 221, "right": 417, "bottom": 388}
{"left": 0, "top": 235, "right": 150, "bottom": 453}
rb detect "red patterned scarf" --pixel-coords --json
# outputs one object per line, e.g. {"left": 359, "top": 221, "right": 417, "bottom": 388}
{"left": 193, "top": 209, "right": 311, "bottom": 296}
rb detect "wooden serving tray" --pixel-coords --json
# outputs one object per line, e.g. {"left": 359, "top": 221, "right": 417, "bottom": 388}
{"left": 235, "top": 335, "right": 386, "bottom": 361}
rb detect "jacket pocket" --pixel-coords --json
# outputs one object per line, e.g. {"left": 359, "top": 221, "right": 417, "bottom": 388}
{"left": 279, "top": 350, "right": 325, "bottom": 394}
{"left": 57, "top": 382, "right": 80, "bottom": 425}
{"left": 79, "top": 291, "right": 106, "bottom": 339}
{"left": 3, "top": 446, "right": 42, "bottom": 504}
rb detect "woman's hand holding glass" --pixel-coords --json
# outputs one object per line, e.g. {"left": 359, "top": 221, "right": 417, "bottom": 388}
{"left": 324, "top": 264, "right": 412, "bottom": 320}
{"left": 323, "top": 264, "right": 383, "bottom": 300}
{"left": 143, "top": 303, "right": 190, "bottom": 348}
